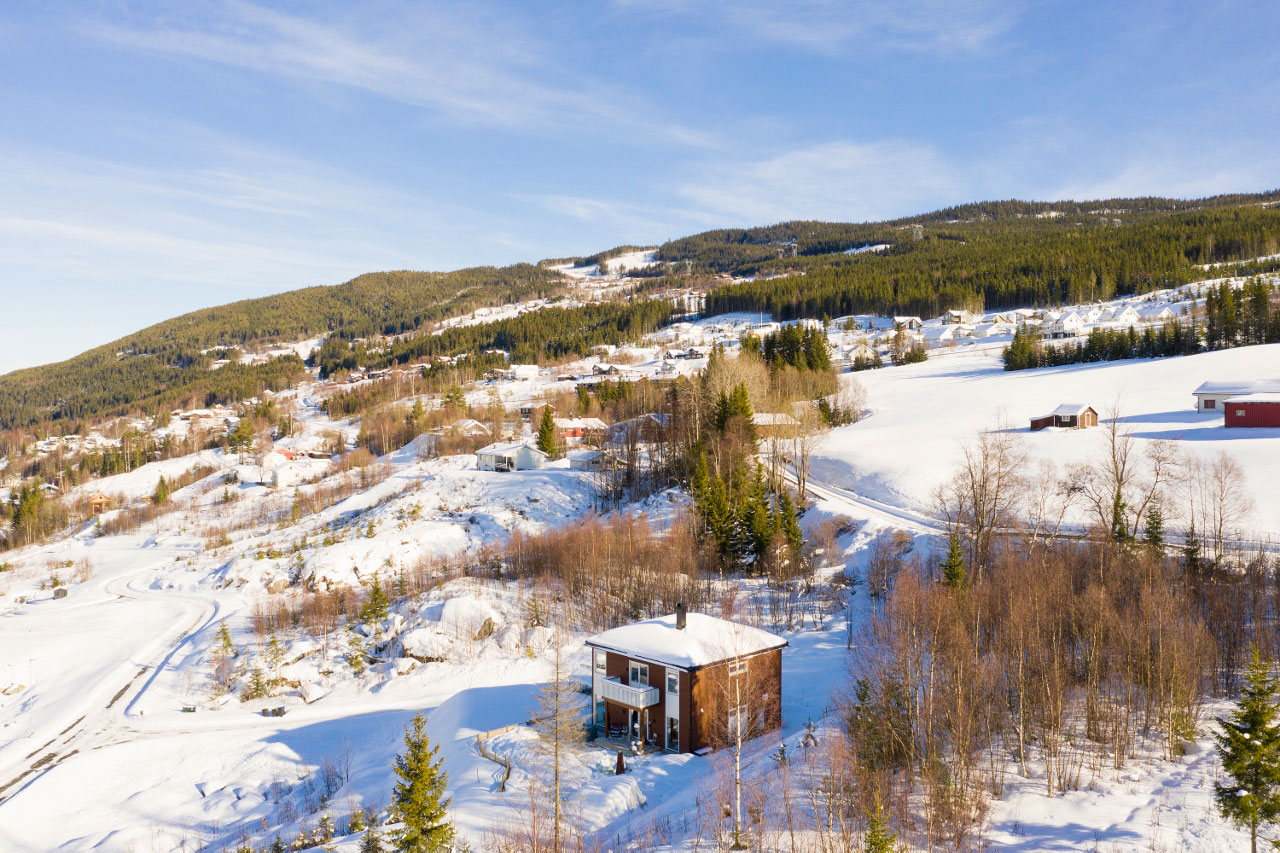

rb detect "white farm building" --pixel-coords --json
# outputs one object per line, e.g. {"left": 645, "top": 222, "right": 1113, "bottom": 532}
{"left": 1191, "top": 380, "right": 1280, "bottom": 412}
{"left": 475, "top": 441, "right": 548, "bottom": 472}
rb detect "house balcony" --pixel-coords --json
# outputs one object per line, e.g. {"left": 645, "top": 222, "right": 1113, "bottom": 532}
{"left": 595, "top": 675, "right": 660, "bottom": 710}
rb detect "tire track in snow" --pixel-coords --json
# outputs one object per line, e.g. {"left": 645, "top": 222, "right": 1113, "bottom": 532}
{"left": 0, "top": 554, "right": 218, "bottom": 806}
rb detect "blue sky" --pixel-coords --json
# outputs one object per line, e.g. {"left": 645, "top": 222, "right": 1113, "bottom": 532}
{"left": 1, "top": 0, "right": 1278, "bottom": 374}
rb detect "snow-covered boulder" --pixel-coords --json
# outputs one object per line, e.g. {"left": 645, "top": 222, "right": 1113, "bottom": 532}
{"left": 524, "top": 625, "right": 556, "bottom": 652}
{"left": 402, "top": 629, "right": 453, "bottom": 662}
{"left": 439, "top": 596, "right": 502, "bottom": 640}
{"left": 282, "top": 639, "right": 319, "bottom": 666}
{"left": 495, "top": 624, "right": 523, "bottom": 652}
{"left": 393, "top": 657, "right": 418, "bottom": 676}
{"left": 299, "top": 680, "right": 330, "bottom": 704}
{"left": 280, "top": 660, "right": 320, "bottom": 688}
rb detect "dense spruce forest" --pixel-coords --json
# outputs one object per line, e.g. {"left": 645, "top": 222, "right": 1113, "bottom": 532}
{"left": 693, "top": 205, "right": 1280, "bottom": 319}
{"left": 3, "top": 192, "right": 1279, "bottom": 434}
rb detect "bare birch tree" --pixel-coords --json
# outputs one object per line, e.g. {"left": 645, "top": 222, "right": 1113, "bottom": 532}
{"left": 934, "top": 422, "right": 1025, "bottom": 579}
{"left": 530, "top": 626, "right": 587, "bottom": 851}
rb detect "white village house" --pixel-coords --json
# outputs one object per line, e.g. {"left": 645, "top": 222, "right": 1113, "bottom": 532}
{"left": 1043, "top": 311, "right": 1085, "bottom": 339}
{"left": 1191, "top": 380, "right": 1280, "bottom": 412}
{"left": 474, "top": 441, "right": 548, "bottom": 472}
{"left": 567, "top": 449, "right": 606, "bottom": 471}
{"left": 942, "top": 309, "right": 977, "bottom": 325}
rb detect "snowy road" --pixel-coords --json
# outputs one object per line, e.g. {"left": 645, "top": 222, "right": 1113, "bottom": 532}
{"left": 0, "top": 539, "right": 217, "bottom": 809}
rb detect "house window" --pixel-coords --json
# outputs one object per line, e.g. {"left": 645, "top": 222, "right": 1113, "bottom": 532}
{"left": 728, "top": 703, "right": 748, "bottom": 739}
{"left": 1237, "top": 410, "right": 1246, "bottom": 416}
{"left": 595, "top": 700, "right": 605, "bottom": 726}
{"left": 594, "top": 649, "right": 606, "bottom": 672}
{"left": 728, "top": 659, "right": 748, "bottom": 677}
{"left": 1205, "top": 399, "right": 1216, "bottom": 409}
{"left": 629, "top": 661, "right": 648, "bottom": 686}
{"left": 666, "top": 715, "right": 680, "bottom": 751}
{"left": 667, "top": 671, "right": 679, "bottom": 696}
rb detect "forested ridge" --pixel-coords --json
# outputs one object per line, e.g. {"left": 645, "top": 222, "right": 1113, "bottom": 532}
{"left": 4, "top": 191, "right": 1279, "bottom": 432}
{"left": 676, "top": 202, "right": 1280, "bottom": 320}
{"left": 0, "top": 264, "right": 560, "bottom": 430}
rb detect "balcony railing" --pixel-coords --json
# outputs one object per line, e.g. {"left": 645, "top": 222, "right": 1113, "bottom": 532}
{"left": 596, "top": 675, "right": 660, "bottom": 709}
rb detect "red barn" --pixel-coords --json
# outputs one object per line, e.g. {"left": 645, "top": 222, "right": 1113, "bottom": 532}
{"left": 1224, "top": 394, "right": 1280, "bottom": 428}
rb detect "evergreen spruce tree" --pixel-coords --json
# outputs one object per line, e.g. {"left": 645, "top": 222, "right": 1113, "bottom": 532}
{"left": 241, "top": 665, "right": 268, "bottom": 701}
{"left": 359, "top": 824, "right": 383, "bottom": 853}
{"left": 393, "top": 712, "right": 453, "bottom": 852}
{"left": 729, "top": 383, "right": 756, "bottom": 441}
{"left": 1143, "top": 505, "right": 1165, "bottom": 552}
{"left": 743, "top": 468, "right": 776, "bottom": 565}
{"left": 776, "top": 490, "right": 805, "bottom": 558}
{"left": 152, "top": 475, "right": 170, "bottom": 506}
{"left": 726, "top": 465, "right": 756, "bottom": 565}
{"left": 361, "top": 574, "right": 390, "bottom": 624}
{"left": 536, "top": 406, "right": 560, "bottom": 458}
{"left": 941, "top": 532, "right": 967, "bottom": 589}
{"left": 215, "top": 620, "right": 236, "bottom": 658}
{"left": 690, "top": 452, "right": 710, "bottom": 509}
{"left": 228, "top": 418, "right": 255, "bottom": 452}
{"left": 1110, "top": 491, "right": 1132, "bottom": 544}
{"left": 1215, "top": 647, "right": 1280, "bottom": 853}
{"left": 712, "top": 390, "right": 733, "bottom": 433}
{"left": 1183, "top": 522, "right": 1203, "bottom": 579}
{"left": 407, "top": 398, "right": 426, "bottom": 431}
{"left": 703, "top": 472, "right": 732, "bottom": 558}
{"left": 442, "top": 383, "right": 466, "bottom": 412}
{"left": 864, "top": 795, "right": 898, "bottom": 853}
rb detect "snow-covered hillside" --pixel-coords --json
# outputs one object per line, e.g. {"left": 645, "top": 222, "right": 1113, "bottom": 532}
{"left": 812, "top": 343, "right": 1280, "bottom": 535}
{"left": 3, "top": 290, "right": 1279, "bottom": 850}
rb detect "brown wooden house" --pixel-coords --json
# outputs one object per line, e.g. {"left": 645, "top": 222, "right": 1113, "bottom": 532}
{"left": 1030, "top": 403, "right": 1099, "bottom": 432}
{"left": 88, "top": 493, "right": 112, "bottom": 515}
{"left": 585, "top": 605, "right": 786, "bottom": 754}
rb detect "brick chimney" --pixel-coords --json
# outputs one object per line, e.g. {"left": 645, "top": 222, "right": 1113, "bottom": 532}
{"left": 676, "top": 603, "right": 687, "bottom": 630}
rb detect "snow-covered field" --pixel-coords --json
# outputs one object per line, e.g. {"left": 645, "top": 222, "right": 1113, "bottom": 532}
{"left": 813, "top": 343, "right": 1280, "bottom": 536}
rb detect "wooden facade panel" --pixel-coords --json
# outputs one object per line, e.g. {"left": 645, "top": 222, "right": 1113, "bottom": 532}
{"left": 1226, "top": 401, "right": 1280, "bottom": 428}
{"left": 602, "top": 651, "right": 666, "bottom": 746}
{"left": 590, "top": 633, "right": 785, "bottom": 755}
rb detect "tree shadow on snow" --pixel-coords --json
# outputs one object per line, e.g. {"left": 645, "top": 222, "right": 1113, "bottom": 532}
{"left": 992, "top": 820, "right": 1143, "bottom": 851}
{"left": 1114, "top": 409, "right": 1218, "bottom": 426}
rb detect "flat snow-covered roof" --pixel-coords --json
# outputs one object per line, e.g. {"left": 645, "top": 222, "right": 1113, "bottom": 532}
{"left": 1226, "top": 393, "right": 1280, "bottom": 404}
{"left": 1193, "top": 380, "right": 1280, "bottom": 396}
{"left": 585, "top": 612, "right": 786, "bottom": 669}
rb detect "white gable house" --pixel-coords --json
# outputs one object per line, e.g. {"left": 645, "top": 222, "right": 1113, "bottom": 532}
{"left": 1044, "top": 311, "right": 1084, "bottom": 339}
{"left": 475, "top": 441, "right": 548, "bottom": 472}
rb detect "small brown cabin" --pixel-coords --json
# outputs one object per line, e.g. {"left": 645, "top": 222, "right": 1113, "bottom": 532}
{"left": 584, "top": 605, "right": 786, "bottom": 754}
{"left": 1030, "top": 404, "right": 1098, "bottom": 432}
{"left": 88, "top": 493, "right": 112, "bottom": 515}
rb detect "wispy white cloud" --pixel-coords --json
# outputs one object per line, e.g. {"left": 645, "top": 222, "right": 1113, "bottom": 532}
{"left": 677, "top": 140, "right": 965, "bottom": 225}
{"left": 1050, "top": 137, "right": 1280, "bottom": 202}
{"left": 529, "top": 193, "right": 719, "bottom": 240}
{"left": 0, "top": 131, "right": 530, "bottom": 371}
{"left": 86, "top": 1, "right": 717, "bottom": 147}
{"left": 617, "top": 0, "right": 1022, "bottom": 54}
